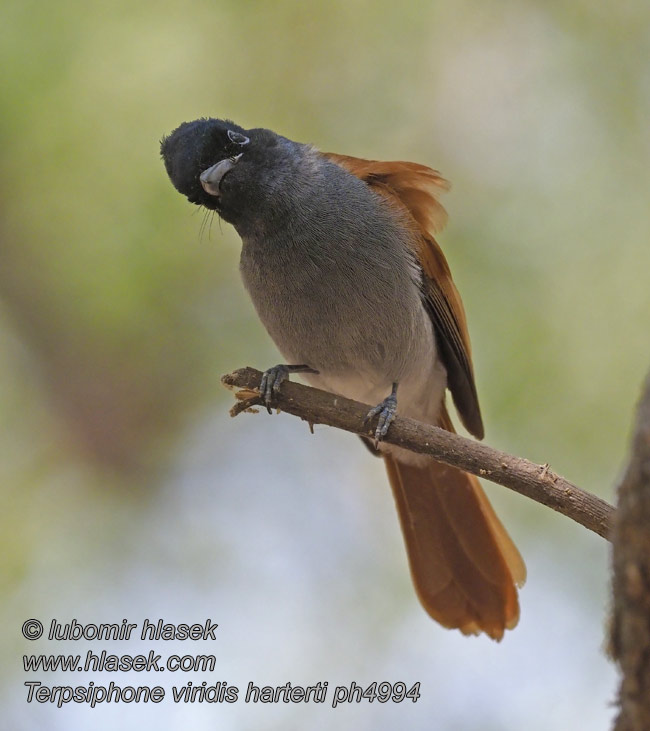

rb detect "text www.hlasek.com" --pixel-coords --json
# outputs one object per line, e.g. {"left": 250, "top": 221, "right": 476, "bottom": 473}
{"left": 24, "top": 651, "right": 215, "bottom": 673}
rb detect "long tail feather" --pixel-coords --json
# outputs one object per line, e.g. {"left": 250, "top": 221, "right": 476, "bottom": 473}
{"left": 384, "top": 410, "right": 525, "bottom": 640}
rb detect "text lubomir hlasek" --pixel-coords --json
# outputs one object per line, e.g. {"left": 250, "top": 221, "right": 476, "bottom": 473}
{"left": 47, "top": 619, "right": 218, "bottom": 641}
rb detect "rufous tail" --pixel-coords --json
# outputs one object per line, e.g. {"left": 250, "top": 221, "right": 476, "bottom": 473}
{"left": 384, "top": 407, "right": 525, "bottom": 640}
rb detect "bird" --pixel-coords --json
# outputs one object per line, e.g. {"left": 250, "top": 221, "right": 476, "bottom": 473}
{"left": 160, "top": 118, "right": 526, "bottom": 640}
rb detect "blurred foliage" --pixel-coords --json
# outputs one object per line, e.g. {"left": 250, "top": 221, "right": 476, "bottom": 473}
{"left": 1, "top": 1, "right": 649, "bottom": 728}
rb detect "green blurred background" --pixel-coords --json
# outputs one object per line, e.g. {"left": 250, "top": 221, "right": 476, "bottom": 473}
{"left": 2, "top": 0, "right": 649, "bottom": 728}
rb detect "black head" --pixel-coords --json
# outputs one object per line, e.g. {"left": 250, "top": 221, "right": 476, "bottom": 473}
{"left": 160, "top": 117, "right": 292, "bottom": 227}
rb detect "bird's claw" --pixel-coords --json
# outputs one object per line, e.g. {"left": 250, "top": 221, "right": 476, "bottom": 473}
{"left": 259, "top": 364, "right": 319, "bottom": 413}
{"left": 364, "top": 393, "right": 398, "bottom": 445}
{"left": 259, "top": 365, "right": 290, "bottom": 413}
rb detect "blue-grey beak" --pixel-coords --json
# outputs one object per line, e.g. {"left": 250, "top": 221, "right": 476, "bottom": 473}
{"left": 200, "top": 154, "right": 243, "bottom": 196}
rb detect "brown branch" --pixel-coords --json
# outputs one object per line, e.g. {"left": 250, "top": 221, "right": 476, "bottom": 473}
{"left": 610, "top": 372, "right": 650, "bottom": 730}
{"left": 221, "top": 366, "right": 614, "bottom": 540}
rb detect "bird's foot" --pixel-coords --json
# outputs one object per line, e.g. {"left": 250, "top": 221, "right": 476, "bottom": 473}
{"left": 363, "top": 383, "right": 398, "bottom": 445}
{"left": 259, "top": 364, "right": 318, "bottom": 413}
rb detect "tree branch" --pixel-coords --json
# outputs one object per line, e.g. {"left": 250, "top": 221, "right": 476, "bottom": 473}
{"left": 610, "top": 372, "right": 650, "bottom": 730}
{"left": 221, "top": 366, "right": 614, "bottom": 540}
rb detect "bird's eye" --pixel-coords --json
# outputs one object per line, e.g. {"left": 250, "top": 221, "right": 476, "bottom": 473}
{"left": 227, "top": 130, "right": 250, "bottom": 146}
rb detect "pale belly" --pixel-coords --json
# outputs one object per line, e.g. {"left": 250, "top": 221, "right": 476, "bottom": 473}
{"left": 301, "top": 353, "right": 447, "bottom": 428}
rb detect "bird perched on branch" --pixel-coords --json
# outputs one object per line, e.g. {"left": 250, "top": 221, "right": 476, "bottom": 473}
{"left": 161, "top": 118, "right": 526, "bottom": 640}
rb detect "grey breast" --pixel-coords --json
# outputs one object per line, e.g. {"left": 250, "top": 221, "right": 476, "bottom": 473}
{"left": 238, "top": 153, "right": 431, "bottom": 379}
